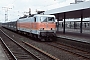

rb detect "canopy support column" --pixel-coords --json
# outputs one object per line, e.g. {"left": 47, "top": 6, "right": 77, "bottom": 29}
{"left": 80, "top": 10, "right": 83, "bottom": 33}
{"left": 63, "top": 12, "right": 66, "bottom": 34}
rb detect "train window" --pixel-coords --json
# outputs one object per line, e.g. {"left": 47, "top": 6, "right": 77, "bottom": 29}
{"left": 48, "top": 17, "right": 55, "bottom": 22}
{"left": 34, "top": 17, "right": 36, "bottom": 22}
{"left": 40, "top": 17, "right": 47, "bottom": 22}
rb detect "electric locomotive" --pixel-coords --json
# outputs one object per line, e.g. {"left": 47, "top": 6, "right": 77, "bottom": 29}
{"left": 17, "top": 14, "right": 56, "bottom": 41}
{"left": 2, "top": 14, "right": 57, "bottom": 41}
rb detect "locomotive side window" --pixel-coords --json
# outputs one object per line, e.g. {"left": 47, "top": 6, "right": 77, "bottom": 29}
{"left": 34, "top": 17, "right": 36, "bottom": 22}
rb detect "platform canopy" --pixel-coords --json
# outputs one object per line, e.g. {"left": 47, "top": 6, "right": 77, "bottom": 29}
{"left": 44, "top": 1, "right": 90, "bottom": 19}
{"left": 44, "top": 1, "right": 90, "bottom": 33}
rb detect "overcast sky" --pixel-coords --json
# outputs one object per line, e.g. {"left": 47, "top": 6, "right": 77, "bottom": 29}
{"left": 0, "top": 0, "right": 89, "bottom": 22}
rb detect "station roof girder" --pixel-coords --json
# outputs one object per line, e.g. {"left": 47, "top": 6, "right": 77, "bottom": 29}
{"left": 44, "top": 1, "right": 90, "bottom": 19}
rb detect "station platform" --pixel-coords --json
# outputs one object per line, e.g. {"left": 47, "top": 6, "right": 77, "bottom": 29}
{"left": 0, "top": 45, "right": 8, "bottom": 60}
{"left": 56, "top": 31, "right": 90, "bottom": 44}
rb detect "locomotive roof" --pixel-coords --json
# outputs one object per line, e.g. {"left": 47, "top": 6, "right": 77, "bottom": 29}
{"left": 34, "top": 14, "right": 55, "bottom": 17}
{"left": 18, "top": 14, "right": 55, "bottom": 21}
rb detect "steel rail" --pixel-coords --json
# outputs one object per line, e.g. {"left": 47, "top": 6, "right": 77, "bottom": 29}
{"left": 55, "top": 42, "right": 90, "bottom": 54}
{"left": 0, "top": 37, "right": 17, "bottom": 60}
{"left": 46, "top": 42, "right": 90, "bottom": 59}
{"left": 0, "top": 29, "right": 40, "bottom": 60}
{"left": 23, "top": 41, "right": 60, "bottom": 60}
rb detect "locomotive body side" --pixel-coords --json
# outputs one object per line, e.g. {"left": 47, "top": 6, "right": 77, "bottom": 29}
{"left": 15, "top": 15, "right": 57, "bottom": 41}
{"left": 17, "top": 17, "right": 34, "bottom": 33}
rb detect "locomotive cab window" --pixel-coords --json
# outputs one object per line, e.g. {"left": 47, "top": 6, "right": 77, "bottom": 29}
{"left": 48, "top": 17, "right": 55, "bottom": 22}
{"left": 40, "top": 17, "right": 47, "bottom": 22}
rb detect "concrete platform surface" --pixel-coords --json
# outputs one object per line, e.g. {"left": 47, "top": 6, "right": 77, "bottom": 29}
{"left": 57, "top": 33, "right": 90, "bottom": 44}
{"left": 0, "top": 45, "right": 8, "bottom": 60}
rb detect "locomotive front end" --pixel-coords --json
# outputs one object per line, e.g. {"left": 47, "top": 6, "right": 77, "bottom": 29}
{"left": 38, "top": 15, "right": 56, "bottom": 41}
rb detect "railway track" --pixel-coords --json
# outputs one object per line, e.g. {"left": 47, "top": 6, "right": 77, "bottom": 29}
{"left": 22, "top": 41, "right": 60, "bottom": 60}
{"left": 1, "top": 27, "right": 89, "bottom": 60}
{"left": 1, "top": 28, "right": 60, "bottom": 60}
{"left": 0, "top": 29, "right": 40, "bottom": 60}
{"left": 45, "top": 42, "right": 90, "bottom": 60}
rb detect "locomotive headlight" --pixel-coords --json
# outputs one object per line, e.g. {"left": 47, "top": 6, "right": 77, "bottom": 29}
{"left": 51, "top": 28, "right": 55, "bottom": 30}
